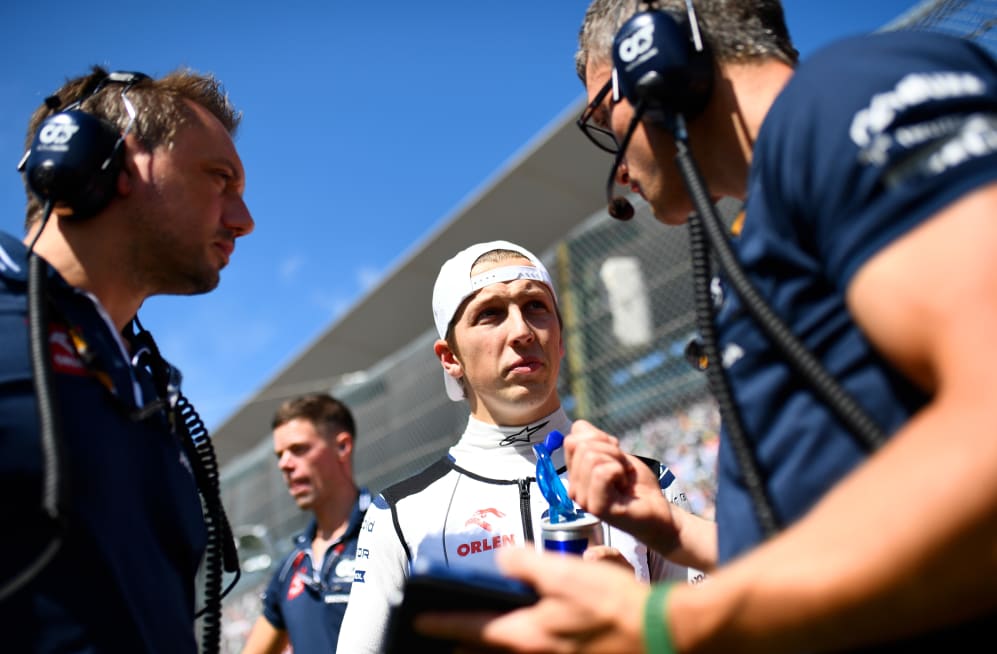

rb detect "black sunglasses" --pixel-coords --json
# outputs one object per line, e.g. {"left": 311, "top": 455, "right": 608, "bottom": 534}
{"left": 576, "top": 79, "right": 619, "bottom": 154}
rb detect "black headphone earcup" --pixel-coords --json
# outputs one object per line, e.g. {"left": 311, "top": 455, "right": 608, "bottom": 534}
{"left": 23, "top": 110, "right": 123, "bottom": 220}
{"left": 612, "top": 9, "right": 714, "bottom": 123}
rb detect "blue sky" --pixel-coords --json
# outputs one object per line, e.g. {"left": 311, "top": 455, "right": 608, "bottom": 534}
{"left": 0, "top": 1, "right": 918, "bottom": 432}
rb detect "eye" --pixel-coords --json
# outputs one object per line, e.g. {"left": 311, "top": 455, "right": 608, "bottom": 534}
{"left": 594, "top": 93, "right": 618, "bottom": 129}
{"left": 474, "top": 306, "right": 503, "bottom": 323}
{"left": 288, "top": 444, "right": 310, "bottom": 457}
{"left": 593, "top": 108, "right": 611, "bottom": 130}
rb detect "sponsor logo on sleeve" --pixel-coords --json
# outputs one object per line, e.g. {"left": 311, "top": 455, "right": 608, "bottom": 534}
{"left": 850, "top": 71, "right": 988, "bottom": 167}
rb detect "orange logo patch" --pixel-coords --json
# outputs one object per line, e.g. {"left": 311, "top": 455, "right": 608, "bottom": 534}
{"left": 49, "top": 325, "right": 86, "bottom": 376}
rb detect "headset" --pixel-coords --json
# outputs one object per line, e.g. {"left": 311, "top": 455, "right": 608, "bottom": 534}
{"left": 606, "top": 1, "right": 886, "bottom": 537}
{"left": 604, "top": 0, "right": 713, "bottom": 219}
{"left": 611, "top": 0, "right": 714, "bottom": 128}
{"left": 5, "top": 72, "right": 150, "bottom": 606}
{"left": 18, "top": 70, "right": 148, "bottom": 220}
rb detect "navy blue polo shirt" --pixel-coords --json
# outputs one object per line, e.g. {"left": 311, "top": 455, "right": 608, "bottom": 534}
{"left": 260, "top": 489, "right": 371, "bottom": 653}
{"left": 0, "top": 231, "right": 207, "bottom": 652}
{"left": 711, "top": 30, "right": 997, "bottom": 648}
{"left": 716, "top": 29, "right": 997, "bottom": 560}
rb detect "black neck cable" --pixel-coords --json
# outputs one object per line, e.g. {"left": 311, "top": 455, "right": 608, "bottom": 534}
{"left": 130, "top": 317, "right": 241, "bottom": 654}
{"left": 0, "top": 200, "right": 68, "bottom": 601}
{"left": 668, "top": 115, "right": 887, "bottom": 536}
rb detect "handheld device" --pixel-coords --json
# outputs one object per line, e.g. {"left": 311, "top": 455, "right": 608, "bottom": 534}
{"left": 384, "top": 560, "right": 538, "bottom": 654}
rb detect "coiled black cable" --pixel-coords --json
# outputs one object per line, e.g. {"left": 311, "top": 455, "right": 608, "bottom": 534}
{"left": 0, "top": 201, "right": 69, "bottom": 601}
{"left": 669, "top": 115, "right": 886, "bottom": 536}
{"left": 131, "top": 317, "right": 240, "bottom": 654}
{"left": 673, "top": 133, "right": 886, "bottom": 452}
{"left": 679, "top": 155, "right": 781, "bottom": 537}
{"left": 174, "top": 393, "right": 240, "bottom": 654}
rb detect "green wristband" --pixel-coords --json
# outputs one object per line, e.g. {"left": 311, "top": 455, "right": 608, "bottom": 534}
{"left": 643, "top": 582, "right": 677, "bottom": 654}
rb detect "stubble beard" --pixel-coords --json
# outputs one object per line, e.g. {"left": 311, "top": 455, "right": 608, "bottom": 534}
{"left": 129, "top": 227, "right": 221, "bottom": 296}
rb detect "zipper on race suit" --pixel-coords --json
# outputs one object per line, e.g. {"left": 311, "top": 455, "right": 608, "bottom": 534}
{"left": 518, "top": 478, "right": 534, "bottom": 542}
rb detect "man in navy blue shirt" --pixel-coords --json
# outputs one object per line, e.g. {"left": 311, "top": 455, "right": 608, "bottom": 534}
{"left": 416, "top": 1, "right": 997, "bottom": 651}
{"left": 241, "top": 394, "right": 371, "bottom": 654}
{"left": 0, "top": 66, "right": 254, "bottom": 652}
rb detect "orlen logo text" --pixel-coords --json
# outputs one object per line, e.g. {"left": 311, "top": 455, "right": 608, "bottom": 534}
{"left": 457, "top": 534, "right": 516, "bottom": 558}
{"left": 38, "top": 116, "right": 80, "bottom": 148}
{"left": 617, "top": 23, "right": 656, "bottom": 66}
{"left": 458, "top": 507, "right": 516, "bottom": 557}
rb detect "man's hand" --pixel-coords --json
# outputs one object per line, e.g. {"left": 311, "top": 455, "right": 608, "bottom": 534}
{"left": 583, "top": 544, "right": 635, "bottom": 573}
{"left": 414, "top": 547, "right": 648, "bottom": 653}
{"left": 564, "top": 420, "right": 680, "bottom": 553}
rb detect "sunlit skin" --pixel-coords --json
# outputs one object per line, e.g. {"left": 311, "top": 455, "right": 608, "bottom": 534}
{"left": 246, "top": 417, "right": 358, "bottom": 654}
{"left": 123, "top": 100, "right": 254, "bottom": 296}
{"left": 583, "top": 59, "right": 782, "bottom": 226}
{"left": 431, "top": 256, "right": 636, "bottom": 574}
{"left": 273, "top": 418, "right": 347, "bottom": 513}
{"left": 414, "top": 39, "right": 997, "bottom": 654}
{"left": 434, "top": 257, "right": 565, "bottom": 426}
{"left": 25, "top": 99, "right": 254, "bottom": 331}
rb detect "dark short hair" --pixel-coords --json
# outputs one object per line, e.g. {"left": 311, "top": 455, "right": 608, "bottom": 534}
{"left": 272, "top": 393, "right": 356, "bottom": 442}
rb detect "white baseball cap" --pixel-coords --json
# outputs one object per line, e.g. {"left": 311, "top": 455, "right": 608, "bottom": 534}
{"left": 431, "top": 240, "right": 558, "bottom": 401}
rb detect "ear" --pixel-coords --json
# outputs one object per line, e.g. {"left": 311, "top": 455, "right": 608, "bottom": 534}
{"left": 335, "top": 431, "right": 352, "bottom": 458}
{"left": 433, "top": 338, "right": 463, "bottom": 383}
{"left": 116, "top": 133, "right": 150, "bottom": 197}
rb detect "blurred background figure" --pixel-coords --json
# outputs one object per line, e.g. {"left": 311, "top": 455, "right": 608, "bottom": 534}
{"left": 241, "top": 394, "right": 370, "bottom": 654}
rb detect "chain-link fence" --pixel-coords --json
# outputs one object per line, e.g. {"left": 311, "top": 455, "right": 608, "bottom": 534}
{"left": 887, "top": 0, "right": 997, "bottom": 37}
{"left": 216, "top": 2, "right": 997, "bottom": 648}
{"left": 333, "top": 197, "right": 740, "bottom": 513}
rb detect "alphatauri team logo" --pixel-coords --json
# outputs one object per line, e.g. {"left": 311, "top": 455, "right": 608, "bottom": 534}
{"left": 618, "top": 23, "right": 655, "bottom": 64}
{"left": 37, "top": 115, "right": 80, "bottom": 151}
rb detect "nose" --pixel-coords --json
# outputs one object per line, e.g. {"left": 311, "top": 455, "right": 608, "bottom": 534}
{"left": 277, "top": 451, "right": 294, "bottom": 472}
{"left": 507, "top": 307, "right": 535, "bottom": 345}
{"left": 614, "top": 159, "right": 630, "bottom": 187}
{"left": 224, "top": 195, "right": 255, "bottom": 237}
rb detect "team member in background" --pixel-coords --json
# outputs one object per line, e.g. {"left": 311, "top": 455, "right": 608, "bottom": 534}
{"left": 336, "top": 240, "right": 706, "bottom": 654}
{"left": 242, "top": 393, "right": 371, "bottom": 654}
{"left": 0, "top": 65, "right": 253, "bottom": 652}
{"left": 415, "top": 0, "right": 997, "bottom": 651}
